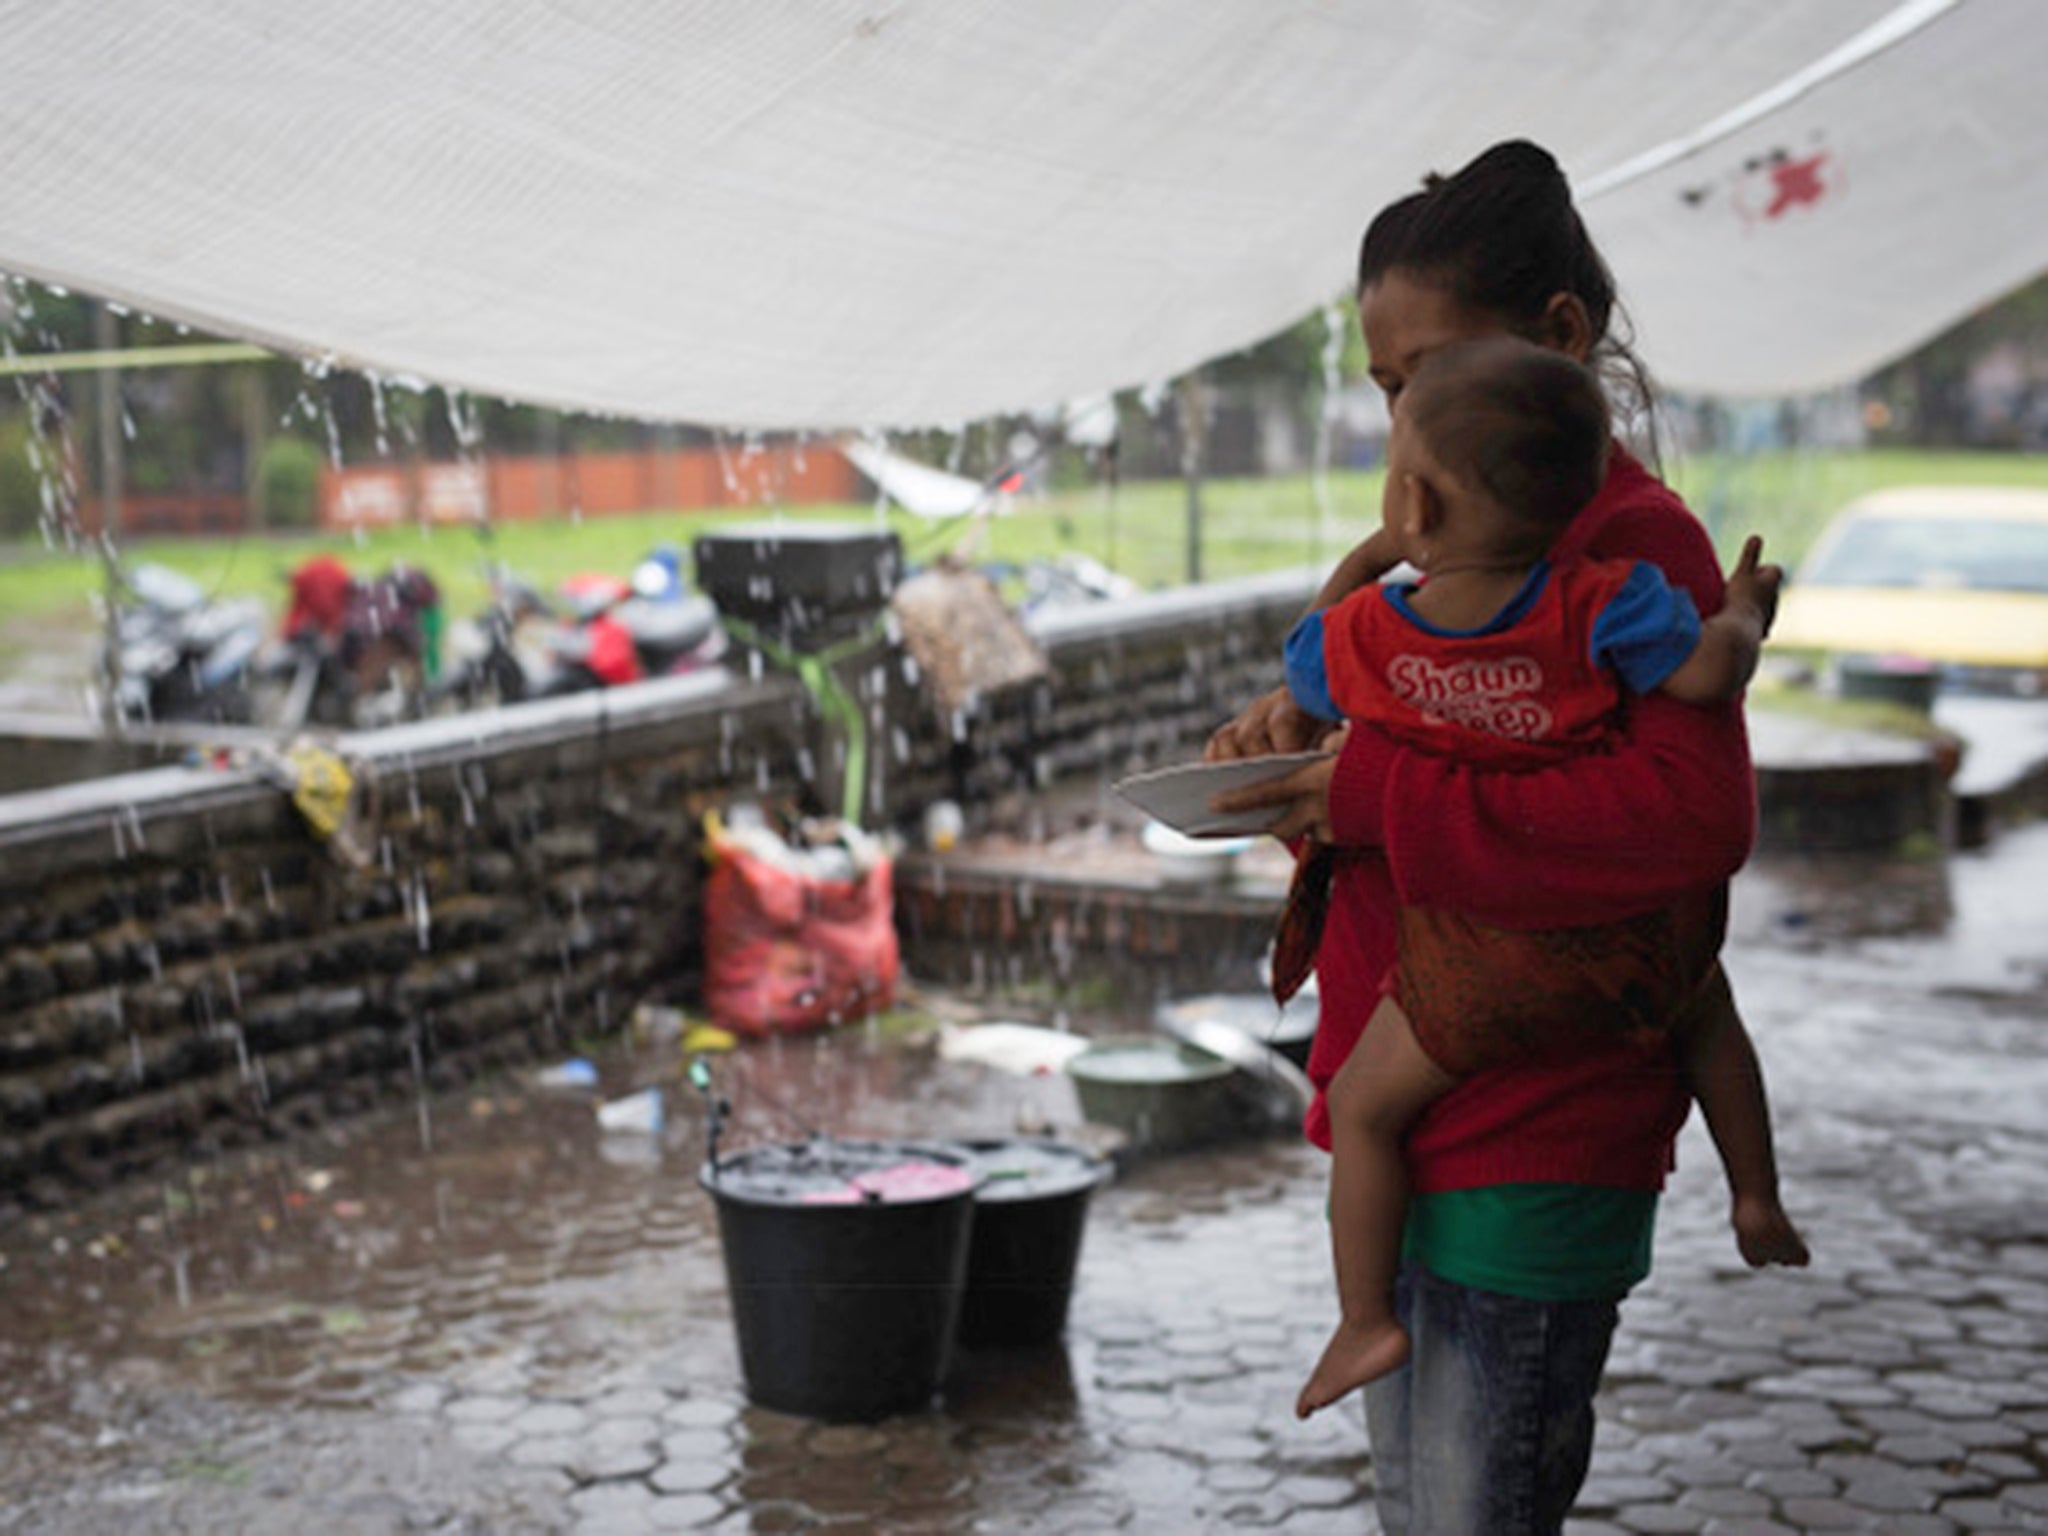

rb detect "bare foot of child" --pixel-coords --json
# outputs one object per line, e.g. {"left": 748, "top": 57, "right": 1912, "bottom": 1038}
{"left": 1295, "top": 1319, "right": 1411, "bottom": 1419}
{"left": 1733, "top": 1194, "right": 1811, "bottom": 1268}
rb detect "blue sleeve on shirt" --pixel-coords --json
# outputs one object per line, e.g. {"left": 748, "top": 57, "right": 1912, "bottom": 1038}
{"left": 1284, "top": 611, "right": 1344, "bottom": 722}
{"left": 1591, "top": 562, "right": 1703, "bottom": 694}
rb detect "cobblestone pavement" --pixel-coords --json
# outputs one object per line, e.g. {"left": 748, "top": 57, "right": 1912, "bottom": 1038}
{"left": 3, "top": 828, "right": 2047, "bottom": 1534}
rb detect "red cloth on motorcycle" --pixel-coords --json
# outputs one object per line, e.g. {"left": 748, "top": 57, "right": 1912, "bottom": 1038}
{"left": 341, "top": 568, "right": 436, "bottom": 666}
{"left": 582, "top": 615, "right": 644, "bottom": 685}
{"left": 284, "top": 556, "right": 355, "bottom": 639}
{"left": 387, "top": 564, "right": 440, "bottom": 612}
{"left": 560, "top": 572, "right": 633, "bottom": 619}
{"left": 702, "top": 829, "right": 899, "bottom": 1037}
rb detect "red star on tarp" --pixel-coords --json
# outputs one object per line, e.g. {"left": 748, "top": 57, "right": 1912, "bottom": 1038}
{"left": 1765, "top": 151, "right": 1829, "bottom": 218}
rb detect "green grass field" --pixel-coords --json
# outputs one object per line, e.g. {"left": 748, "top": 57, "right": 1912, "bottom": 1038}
{"left": 4, "top": 447, "right": 2047, "bottom": 659}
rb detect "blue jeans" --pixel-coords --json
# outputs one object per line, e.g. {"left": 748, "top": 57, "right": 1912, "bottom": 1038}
{"left": 1363, "top": 1262, "right": 1621, "bottom": 1536}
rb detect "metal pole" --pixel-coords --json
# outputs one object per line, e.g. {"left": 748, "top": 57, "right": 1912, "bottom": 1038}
{"left": 92, "top": 301, "right": 124, "bottom": 729}
{"left": 539, "top": 406, "right": 561, "bottom": 518}
{"left": 241, "top": 363, "right": 268, "bottom": 531}
{"left": 0, "top": 340, "right": 268, "bottom": 376}
{"left": 1179, "top": 371, "right": 1205, "bottom": 584}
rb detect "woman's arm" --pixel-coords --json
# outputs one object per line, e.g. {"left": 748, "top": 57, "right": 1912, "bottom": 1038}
{"left": 1205, "top": 530, "right": 1404, "bottom": 762}
{"left": 1364, "top": 692, "right": 1751, "bottom": 925}
{"left": 1207, "top": 667, "right": 1753, "bottom": 916}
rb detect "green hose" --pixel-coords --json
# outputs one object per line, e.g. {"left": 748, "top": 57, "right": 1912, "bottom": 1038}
{"left": 722, "top": 615, "right": 885, "bottom": 826}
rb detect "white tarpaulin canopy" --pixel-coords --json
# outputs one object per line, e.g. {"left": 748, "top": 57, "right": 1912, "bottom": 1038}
{"left": 2, "top": 1, "right": 2043, "bottom": 428}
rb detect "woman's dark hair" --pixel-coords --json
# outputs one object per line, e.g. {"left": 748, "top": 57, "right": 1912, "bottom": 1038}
{"left": 1358, "top": 140, "right": 1656, "bottom": 435}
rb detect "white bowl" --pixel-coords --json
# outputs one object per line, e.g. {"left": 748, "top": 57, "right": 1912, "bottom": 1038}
{"left": 1141, "top": 819, "right": 1253, "bottom": 886}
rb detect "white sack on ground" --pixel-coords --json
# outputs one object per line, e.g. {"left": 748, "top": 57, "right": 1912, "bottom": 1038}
{"left": 0, "top": 2, "right": 2039, "bottom": 426}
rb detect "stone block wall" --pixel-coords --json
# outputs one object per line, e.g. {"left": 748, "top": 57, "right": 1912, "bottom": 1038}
{"left": 856, "top": 569, "right": 1317, "bottom": 827}
{"left": 1753, "top": 758, "right": 1948, "bottom": 855}
{"left": 894, "top": 860, "right": 1285, "bottom": 1017}
{"left": 0, "top": 674, "right": 814, "bottom": 1205}
{"left": 0, "top": 569, "right": 1320, "bottom": 1205}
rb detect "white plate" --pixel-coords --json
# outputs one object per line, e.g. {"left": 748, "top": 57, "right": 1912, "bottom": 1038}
{"left": 1113, "top": 751, "right": 1335, "bottom": 837}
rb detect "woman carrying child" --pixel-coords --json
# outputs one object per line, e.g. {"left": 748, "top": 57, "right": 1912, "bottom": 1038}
{"left": 1206, "top": 139, "right": 1807, "bottom": 1536}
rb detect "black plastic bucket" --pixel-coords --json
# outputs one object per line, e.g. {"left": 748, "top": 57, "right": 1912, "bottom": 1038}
{"left": 950, "top": 1138, "right": 1112, "bottom": 1348}
{"left": 700, "top": 1139, "right": 980, "bottom": 1421}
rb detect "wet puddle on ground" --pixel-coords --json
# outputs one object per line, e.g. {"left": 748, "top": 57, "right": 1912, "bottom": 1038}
{"left": 0, "top": 999, "right": 1353, "bottom": 1532}
{"left": 0, "top": 1019, "right": 1061, "bottom": 1417}
{"left": 2, "top": 825, "right": 2045, "bottom": 1532}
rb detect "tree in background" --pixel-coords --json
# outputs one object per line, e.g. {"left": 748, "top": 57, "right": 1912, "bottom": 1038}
{"left": 1864, "top": 272, "right": 2048, "bottom": 448}
{"left": 254, "top": 437, "right": 323, "bottom": 530}
{"left": 0, "top": 414, "right": 42, "bottom": 538}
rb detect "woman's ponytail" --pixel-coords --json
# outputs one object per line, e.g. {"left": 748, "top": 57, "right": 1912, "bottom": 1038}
{"left": 1358, "top": 140, "right": 1658, "bottom": 442}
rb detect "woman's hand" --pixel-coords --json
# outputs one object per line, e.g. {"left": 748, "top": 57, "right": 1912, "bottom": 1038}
{"left": 1207, "top": 725, "right": 1348, "bottom": 843}
{"left": 1204, "top": 687, "right": 1336, "bottom": 762}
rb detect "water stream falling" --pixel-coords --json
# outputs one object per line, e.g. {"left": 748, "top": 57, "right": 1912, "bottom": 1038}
{"left": 367, "top": 373, "right": 392, "bottom": 458}
{"left": 408, "top": 1028, "right": 434, "bottom": 1153}
{"left": 1311, "top": 298, "right": 1345, "bottom": 572}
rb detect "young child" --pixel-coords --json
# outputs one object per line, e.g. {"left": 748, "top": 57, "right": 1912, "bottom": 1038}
{"left": 1285, "top": 335, "right": 1809, "bottom": 1419}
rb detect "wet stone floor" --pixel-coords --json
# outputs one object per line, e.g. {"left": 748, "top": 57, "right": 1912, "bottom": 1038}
{"left": 4, "top": 827, "right": 2048, "bottom": 1534}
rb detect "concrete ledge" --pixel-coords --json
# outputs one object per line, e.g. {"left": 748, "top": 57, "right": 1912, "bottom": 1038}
{"left": 1749, "top": 709, "right": 1946, "bottom": 854}
{"left": 0, "top": 709, "right": 285, "bottom": 795}
{"left": 342, "top": 668, "right": 804, "bottom": 775}
{"left": 1027, "top": 567, "right": 1319, "bottom": 649}
{"left": 896, "top": 848, "right": 1287, "bottom": 1004}
{"left": 0, "top": 668, "right": 808, "bottom": 856}
{"left": 1935, "top": 695, "right": 2048, "bottom": 844}
{"left": 0, "top": 762, "right": 277, "bottom": 855}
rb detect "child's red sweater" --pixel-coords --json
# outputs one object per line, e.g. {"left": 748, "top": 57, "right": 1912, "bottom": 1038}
{"left": 1305, "top": 447, "right": 1752, "bottom": 1194}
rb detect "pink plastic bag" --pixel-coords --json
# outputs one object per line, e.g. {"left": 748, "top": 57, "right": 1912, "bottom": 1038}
{"left": 701, "top": 824, "right": 898, "bottom": 1037}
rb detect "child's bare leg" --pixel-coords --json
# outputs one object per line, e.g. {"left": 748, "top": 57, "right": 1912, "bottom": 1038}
{"left": 1298, "top": 995, "right": 1455, "bottom": 1419}
{"left": 1679, "top": 964, "right": 1811, "bottom": 1268}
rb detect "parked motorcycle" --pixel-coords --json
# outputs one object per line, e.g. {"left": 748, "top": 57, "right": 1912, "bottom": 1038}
{"left": 435, "top": 559, "right": 725, "bottom": 711}
{"left": 105, "top": 562, "right": 266, "bottom": 725}
{"left": 267, "top": 556, "right": 442, "bottom": 730}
